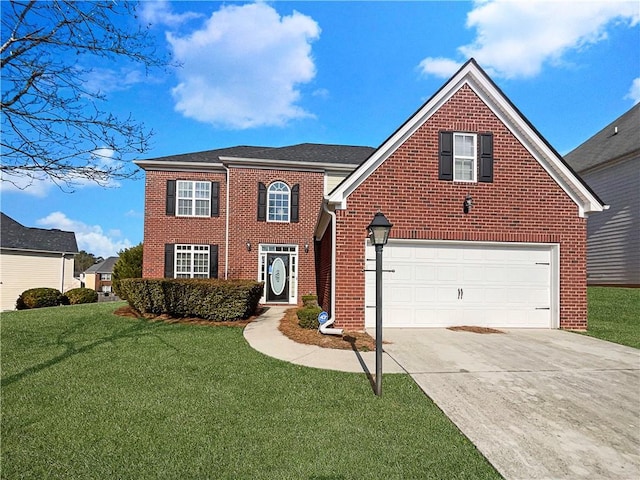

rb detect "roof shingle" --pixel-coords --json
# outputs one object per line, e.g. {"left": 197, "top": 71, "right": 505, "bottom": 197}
{"left": 0, "top": 212, "right": 78, "bottom": 253}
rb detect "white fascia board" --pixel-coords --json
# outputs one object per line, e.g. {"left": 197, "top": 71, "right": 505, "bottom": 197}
{"left": 328, "top": 61, "right": 604, "bottom": 216}
{"left": 468, "top": 74, "right": 605, "bottom": 216}
{"left": 220, "top": 156, "right": 359, "bottom": 173}
{"left": 133, "top": 160, "right": 226, "bottom": 173}
{"left": 328, "top": 65, "right": 473, "bottom": 209}
{"left": 1, "top": 247, "right": 77, "bottom": 255}
{"left": 314, "top": 201, "right": 332, "bottom": 240}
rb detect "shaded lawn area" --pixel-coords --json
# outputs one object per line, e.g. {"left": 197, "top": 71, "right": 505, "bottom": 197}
{"left": 1, "top": 303, "right": 500, "bottom": 480}
{"left": 584, "top": 287, "right": 640, "bottom": 349}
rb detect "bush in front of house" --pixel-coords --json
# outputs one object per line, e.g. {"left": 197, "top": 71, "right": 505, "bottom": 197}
{"left": 118, "top": 278, "right": 264, "bottom": 321}
{"left": 16, "top": 287, "right": 69, "bottom": 310}
{"left": 297, "top": 305, "right": 322, "bottom": 329}
{"left": 65, "top": 287, "right": 99, "bottom": 305}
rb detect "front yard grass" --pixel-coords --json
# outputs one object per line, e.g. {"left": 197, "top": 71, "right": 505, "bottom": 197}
{"left": 1, "top": 302, "right": 500, "bottom": 479}
{"left": 584, "top": 286, "right": 640, "bottom": 349}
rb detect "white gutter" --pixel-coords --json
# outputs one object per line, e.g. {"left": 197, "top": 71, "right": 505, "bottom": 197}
{"left": 319, "top": 202, "right": 343, "bottom": 336}
{"left": 223, "top": 164, "right": 230, "bottom": 279}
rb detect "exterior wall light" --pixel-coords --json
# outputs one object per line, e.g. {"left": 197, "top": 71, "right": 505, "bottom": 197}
{"left": 366, "top": 211, "right": 393, "bottom": 396}
{"left": 464, "top": 195, "right": 473, "bottom": 214}
{"left": 304, "top": 241, "right": 309, "bottom": 253}
{"left": 246, "top": 240, "right": 251, "bottom": 252}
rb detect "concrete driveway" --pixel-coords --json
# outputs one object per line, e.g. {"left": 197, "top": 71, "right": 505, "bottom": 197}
{"left": 382, "top": 329, "right": 640, "bottom": 480}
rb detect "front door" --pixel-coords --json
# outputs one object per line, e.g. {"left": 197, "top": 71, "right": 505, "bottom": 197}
{"left": 266, "top": 253, "right": 289, "bottom": 302}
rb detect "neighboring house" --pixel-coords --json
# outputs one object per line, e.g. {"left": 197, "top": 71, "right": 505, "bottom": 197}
{"left": 137, "top": 59, "right": 605, "bottom": 330}
{"left": 564, "top": 104, "right": 639, "bottom": 286}
{"left": 83, "top": 256, "right": 119, "bottom": 293}
{"left": 0, "top": 212, "right": 79, "bottom": 311}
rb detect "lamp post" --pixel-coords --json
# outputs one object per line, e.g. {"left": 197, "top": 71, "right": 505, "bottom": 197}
{"left": 367, "top": 211, "right": 393, "bottom": 396}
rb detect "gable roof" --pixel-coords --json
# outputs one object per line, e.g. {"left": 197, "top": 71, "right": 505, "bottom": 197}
{"left": 327, "top": 58, "right": 605, "bottom": 217}
{"left": 564, "top": 103, "right": 640, "bottom": 173}
{"left": 0, "top": 212, "right": 78, "bottom": 254}
{"left": 84, "top": 256, "right": 119, "bottom": 274}
{"left": 135, "top": 143, "right": 374, "bottom": 172}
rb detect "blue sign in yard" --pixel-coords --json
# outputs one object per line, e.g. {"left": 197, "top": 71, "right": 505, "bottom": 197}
{"left": 318, "top": 311, "right": 329, "bottom": 324}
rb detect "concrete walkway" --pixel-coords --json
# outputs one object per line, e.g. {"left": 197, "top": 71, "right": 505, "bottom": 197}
{"left": 383, "top": 328, "right": 640, "bottom": 480}
{"left": 243, "top": 306, "right": 404, "bottom": 373}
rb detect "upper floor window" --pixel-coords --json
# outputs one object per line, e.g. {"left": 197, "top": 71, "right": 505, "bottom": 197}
{"left": 453, "top": 133, "right": 477, "bottom": 182}
{"left": 439, "top": 131, "right": 493, "bottom": 183}
{"left": 267, "top": 181, "right": 290, "bottom": 222}
{"left": 175, "top": 244, "right": 209, "bottom": 278}
{"left": 177, "top": 180, "right": 210, "bottom": 217}
{"left": 100, "top": 273, "right": 112, "bottom": 281}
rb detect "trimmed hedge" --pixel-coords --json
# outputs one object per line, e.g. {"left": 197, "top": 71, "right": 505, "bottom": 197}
{"left": 118, "top": 278, "right": 264, "bottom": 321}
{"left": 297, "top": 306, "right": 322, "bottom": 329}
{"left": 65, "top": 288, "right": 99, "bottom": 305}
{"left": 16, "top": 287, "right": 68, "bottom": 310}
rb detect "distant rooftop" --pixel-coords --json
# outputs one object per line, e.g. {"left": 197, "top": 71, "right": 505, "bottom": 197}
{"left": 565, "top": 104, "right": 640, "bottom": 172}
{"left": 0, "top": 212, "right": 78, "bottom": 253}
{"left": 84, "top": 256, "right": 119, "bottom": 274}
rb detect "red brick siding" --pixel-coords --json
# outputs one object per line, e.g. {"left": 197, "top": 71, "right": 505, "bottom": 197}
{"left": 142, "top": 171, "right": 227, "bottom": 278}
{"left": 332, "top": 85, "right": 587, "bottom": 330}
{"left": 315, "top": 222, "right": 333, "bottom": 314}
{"left": 227, "top": 168, "right": 324, "bottom": 301}
{"left": 142, "top": 167, "right": 323, "bottom": 304}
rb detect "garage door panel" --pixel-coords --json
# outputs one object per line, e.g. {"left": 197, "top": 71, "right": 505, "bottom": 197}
{"left": 365, "top": 241, "right": 554, "bottom": 329}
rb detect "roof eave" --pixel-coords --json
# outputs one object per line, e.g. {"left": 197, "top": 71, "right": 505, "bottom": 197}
{"left": 134, "top": 160, "right": 226, "bottom": 172}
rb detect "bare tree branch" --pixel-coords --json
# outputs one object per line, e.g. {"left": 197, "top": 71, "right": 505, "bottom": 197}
{"left": 1, "top": 0, "right": 169, "bottom": 191}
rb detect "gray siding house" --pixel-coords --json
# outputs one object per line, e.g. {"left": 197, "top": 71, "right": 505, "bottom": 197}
{"left": 565, "top": 104, "right": 639, "bottom": 286}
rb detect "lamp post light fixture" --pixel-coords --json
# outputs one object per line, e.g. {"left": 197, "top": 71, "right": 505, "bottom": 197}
{"left": 367, "top": 211, "right": 393, "bottom": 396}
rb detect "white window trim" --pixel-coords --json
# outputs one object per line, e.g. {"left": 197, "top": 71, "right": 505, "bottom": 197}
{"left": 453, "top": 132, "right": 477, "bottom": 183}
{"left": 176, "top": 180, "right": 211, "bottom": 217}
{"left": 267, "top": 181, "right": 291, "bottom": 223}
{"left": 174, "top": 244, "right": 210, "bottom": 279}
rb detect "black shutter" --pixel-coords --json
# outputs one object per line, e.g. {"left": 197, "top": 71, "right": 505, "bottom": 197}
{"left": 439, "top": 132, "right": 453, "bottom": 181}
{"left": 166, "top": 180, "right": 176, "bottom": 215}
{"left": 291, "top": 184, "right": 299, "bottom": 223}
{"left": 209, "top": 245, "right": 219, "bottom": 279}
{"left": 164, "top": 244, "right": 175, "bottom": 278}
{"left": 479, "top": 133, "right": 494, "bottom": 183}
{"left": 211, "top": 182, "right": 220, "bottom": 216}
{"left": 257, "top": 182, "right": 267, "bottom": 222}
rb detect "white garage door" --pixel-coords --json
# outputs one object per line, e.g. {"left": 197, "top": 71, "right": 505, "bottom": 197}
{"left": 365, "top": 241, "right": 556, "bottom": 328}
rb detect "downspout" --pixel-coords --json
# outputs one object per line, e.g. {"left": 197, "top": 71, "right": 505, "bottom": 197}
{"left": 60, "top": 253, "right": 66, "bottom": 292}
{"left": 223, "top": 164, "right": 230, "bottom": 279}
{"left": 319, "top": 202, "right": 343, "bottom": 336}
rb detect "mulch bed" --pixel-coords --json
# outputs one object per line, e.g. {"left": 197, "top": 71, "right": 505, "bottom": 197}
{"left": 113, "top": 305, "right": 377, "bottom": 351}
{"left": 278, "top": 308, "right": 376, "bottom": 351}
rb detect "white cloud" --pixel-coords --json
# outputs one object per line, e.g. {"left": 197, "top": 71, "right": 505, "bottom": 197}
{"left": 166, "top": 2, "right": 321, "bottom": 129}
{"left": 36, "top": 212, "right": 132, "bottom": 258}
{"left": 417, "top": 57, "right": 462, "bottom": 78}
{"left": 419, "top": 0, "right": 640, "bottom": 79}
{"left": 82, "top": 67, "right": 146, "bottom": 95}
{"left": 625, "top": 77, "right": 640, "bottom": 104}
{"left": 140, "top": 0, "right": 202, "bottom": 27}
{"left": 0, "top": 171, "right": 53, "bottom": 197}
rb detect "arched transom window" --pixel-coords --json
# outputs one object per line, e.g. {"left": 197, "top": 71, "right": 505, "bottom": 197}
{"left": 267, "top": 181, "right": 290, "bottom": 222}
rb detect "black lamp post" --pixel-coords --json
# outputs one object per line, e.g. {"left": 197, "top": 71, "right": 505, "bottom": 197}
{"left": 367, "top": 211, "right": 393, "bottom": 396}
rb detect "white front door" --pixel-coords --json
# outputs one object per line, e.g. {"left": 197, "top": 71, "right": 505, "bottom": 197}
{"left": 259, "top": 244, "right": 297, "bottom": 304}
{"left": 365, "top": 241, "right": 557, "bottom": 328}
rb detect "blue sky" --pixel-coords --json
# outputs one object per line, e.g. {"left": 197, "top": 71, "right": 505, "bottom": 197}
{"left": 1, "top": 0, "right": 639, "bottom": 259}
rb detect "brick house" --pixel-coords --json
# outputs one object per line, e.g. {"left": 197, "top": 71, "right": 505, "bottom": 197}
{"left": 136, "top": 59, "right": 605, "bottom": 330}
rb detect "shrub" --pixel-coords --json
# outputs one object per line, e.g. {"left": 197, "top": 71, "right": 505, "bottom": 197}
{"left": 112, "top": 243, "right": 143, "bottom": 299}
{"left": 297, "top": 306, "right": 322, "bottom": 329}
{"left": 65, "top": 287, "right": 98, "bottom": 305}
{"left": 119, "top": 278, "right": 264, "bottom": 321}
{"left": 301, "top": 294, "right": 318, "bottom": 307}
{"left": 16, "top": 287, "right": 68, "bottom": 310}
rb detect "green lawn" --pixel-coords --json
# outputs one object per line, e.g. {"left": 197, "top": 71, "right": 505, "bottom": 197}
{"left": 584, "top": 286, "right": 640, "bottom": 349}
{"left": 1, "top": 303, "right": 499, "bottom": 480}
